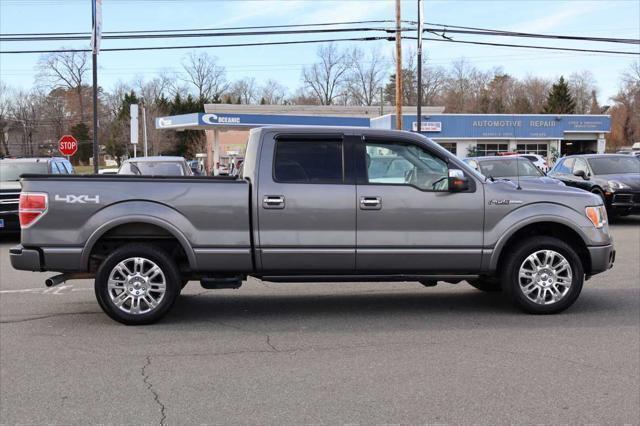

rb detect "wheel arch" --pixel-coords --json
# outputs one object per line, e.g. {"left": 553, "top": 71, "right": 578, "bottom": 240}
{"left": 81, "top": 215, "right": 197, "bottom": 271}
{"left": 489, "top": 219, "right": 592, "bottom": 275}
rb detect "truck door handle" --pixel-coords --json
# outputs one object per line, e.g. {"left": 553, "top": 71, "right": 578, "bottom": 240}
{"left": 360, "top": 196, "right": 382, "bottom": 210}
{"left": 263, "top": 195, "right": 285, "bottom": 209}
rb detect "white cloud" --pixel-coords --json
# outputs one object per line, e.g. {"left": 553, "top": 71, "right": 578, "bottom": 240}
{"left": 512, "top": 1, "right": 604, "bottom": 33}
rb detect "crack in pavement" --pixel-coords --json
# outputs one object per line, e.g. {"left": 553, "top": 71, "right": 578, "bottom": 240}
{"left": 141, "top": 356, "right": 167, "bottom": 426}
{"left": 265, "top": 334, "right": 279, "bottom": 352}
{"left": 0, "top": 311, "right": 100, "bottom": 324}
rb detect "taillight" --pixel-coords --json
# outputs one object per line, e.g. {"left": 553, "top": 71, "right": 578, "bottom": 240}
{"left": 19, "top": 192, "right": 48, "bottom": 228}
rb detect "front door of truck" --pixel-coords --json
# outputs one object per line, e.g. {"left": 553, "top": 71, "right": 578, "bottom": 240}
{"left": 355, "top": 136, "right": 484, "bottom": 273}
{"left": 257, "top": 133, "right": 356, "bottom": 272}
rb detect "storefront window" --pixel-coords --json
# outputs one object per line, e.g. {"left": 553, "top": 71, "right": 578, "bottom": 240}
{"left": 476, "top": 143, "right": 509, "bottom": 156}
{"left": 517, "top": 143, "right": 548, "bottom": 158}
{"left": 438, "top": 142, "right": 456, "bottom": 154}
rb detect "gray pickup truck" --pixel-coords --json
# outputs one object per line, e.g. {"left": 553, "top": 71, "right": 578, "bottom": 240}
{"left": 10, "top": 127, "right": 615, "bottom": 324}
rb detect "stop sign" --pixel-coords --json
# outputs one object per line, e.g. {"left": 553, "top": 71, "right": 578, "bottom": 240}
{"left": 58, "top": 135, "right": 78, "bottom": 156}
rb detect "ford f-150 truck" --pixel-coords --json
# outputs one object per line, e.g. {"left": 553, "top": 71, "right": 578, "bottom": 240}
{"left": 10, "top": 127, "right": 615, "bottom": 324}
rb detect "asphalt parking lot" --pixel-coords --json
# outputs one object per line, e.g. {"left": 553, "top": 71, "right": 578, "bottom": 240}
{"left": 1, "top": 217, "right": 638, "bottom": 425}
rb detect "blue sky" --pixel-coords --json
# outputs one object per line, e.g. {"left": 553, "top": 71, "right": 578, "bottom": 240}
{"left": 1, "top": 0, "right": 639, "bottom": 104}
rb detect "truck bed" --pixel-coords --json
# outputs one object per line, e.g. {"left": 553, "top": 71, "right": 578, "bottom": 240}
{"left": 18, "top": 174, "right": 253, "bottom": 273}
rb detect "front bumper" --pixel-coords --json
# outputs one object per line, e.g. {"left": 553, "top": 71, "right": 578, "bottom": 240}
{"left": 608, "top": 192, "right": 640, "bottom": 215}
{"left": 10, "top": 245, "right": 42, "bottom": 271}
{"left": 587, "top": 244, "right": 615, "bottom": 275}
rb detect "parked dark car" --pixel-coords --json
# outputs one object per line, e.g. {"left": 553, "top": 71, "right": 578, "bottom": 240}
{"left": 0, "top": 157, "right": 74, "bottom": 232}
{"left": 548, "top": 154, "right": 640, "bottom": 216}
{"left": 464, "top": 156, "right": 564, "bottom": 187}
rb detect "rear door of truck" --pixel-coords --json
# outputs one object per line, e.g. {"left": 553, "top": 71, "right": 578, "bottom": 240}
{"left": 255, "top": 131, "right": 356, "bottom": 272}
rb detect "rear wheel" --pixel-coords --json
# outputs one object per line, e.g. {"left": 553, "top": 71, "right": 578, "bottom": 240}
{"left": 502, "top": 237, "right": 584, "bottom": 314}
{"left": 95, "top": 244, "right": 180, "bottom": 325}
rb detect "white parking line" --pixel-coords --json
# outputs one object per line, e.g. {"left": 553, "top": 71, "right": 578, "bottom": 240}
{"left": 0, "top": 285, "right": 91, "bottom": 295}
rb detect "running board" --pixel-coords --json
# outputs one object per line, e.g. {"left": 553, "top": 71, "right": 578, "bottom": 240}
{"left": 258, "top": 274, "right": 478, "bottom": 284}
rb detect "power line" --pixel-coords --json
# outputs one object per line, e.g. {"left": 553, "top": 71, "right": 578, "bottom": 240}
{"left": 411, "top": 36, "right": 640, "bottom": 56}
{"left": 0, "top": 20, "right": 395, "bottom": 37}
{"left": 422, "top": 27, "right": 640, "bottom": 45}
{"left": 0, "top": 36, "right": 395, "bottom": 54}
{"left": 0, "top": 26, "right": 398, "bottom": 42}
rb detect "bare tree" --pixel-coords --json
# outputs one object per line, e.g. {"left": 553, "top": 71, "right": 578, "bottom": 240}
{"left": 181, "top": 52, "right": 228, "bottom": 102}
{"left": 10, "top": 90, "right": 43, "bottom": 156}
{"left": 0, "top": 82, "right": 12, "bottom": 156}
{"left": 569, "top": 71, "right": 598, "bottom": 114}
{"left": 259, "top": 79, "right": 288, "bottom": 104}
{"left": 420, "top": 64, "right": 446, "bottom": 106}
{"left": 609, "top": 61, "right": 640, "bottom": 148}
{"left": 347, "top": 47, "right": 388, "bottom": 106}
{"left": 230, "top": 77, "right": 258, "bottom": 104}
{"left": 36, "top": 51, "right": 89, "bottom": 121}
{"left": 302, "top": 43, "right": 351, "bottom": 105}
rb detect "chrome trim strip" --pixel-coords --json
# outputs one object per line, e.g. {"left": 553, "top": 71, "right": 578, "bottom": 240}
{"left": 194, "top": 248, "right": 251, "bottom": 254}
{"left": 261, "top": 248, "right": 356, "bottom": 254}
{"left": 357, "top": 248, "right": 483, "bottom": 255}
{"left": 0, "top": 199, "right": 19, "bottom": 204}
{"left": 41, "top": 247, "right": 83, "bottom": 254}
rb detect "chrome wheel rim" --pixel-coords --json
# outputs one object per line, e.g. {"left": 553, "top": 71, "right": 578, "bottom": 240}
{"left": 518, "top": 250, "right": 572, "bottom": 305}
{"left": 107, "top": 257, "right": 166, "bottom": 315}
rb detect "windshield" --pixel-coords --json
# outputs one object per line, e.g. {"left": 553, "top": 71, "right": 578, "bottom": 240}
{"left": 588, "top": 157, "right": 640, "bottom": 175}
{"left": 0, "top": 162, "right": 49, "bottom": 181}
{"left": 120, "top": 161, "right": 187, "bottom": 176}
{"left": 478, "top": 159, "right": 543, "bottom": 178}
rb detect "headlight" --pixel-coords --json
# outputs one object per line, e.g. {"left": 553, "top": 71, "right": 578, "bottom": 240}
{"left": 607, "top": 180, "right": 630, "bottom": 190}
{"left": 585, "top": 205, "right": 607, "bottom": 228}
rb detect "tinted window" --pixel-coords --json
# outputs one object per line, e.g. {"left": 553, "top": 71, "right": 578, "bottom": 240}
{"left": 0, "top": 162, "right": 48, "bottom": 181}
{"left": 588, "top": 157, "right": 640, "bottom": 175}
{"left": 553, "top": 158, "right": 574, "bottom": 174}
{"left": 274, "top": 140, "right": 343, "bottom": 183}
{"left": 365, "top": 142, "right": 448, "bottom": 191}
{"left": 573, "top": 159, "right": 589, "bottom": 175}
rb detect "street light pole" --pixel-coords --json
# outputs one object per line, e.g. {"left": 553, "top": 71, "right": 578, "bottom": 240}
{"left": 395, "top": 0, "right": 403, "bottom": 131}
{"left": 91, "top": 0, "right": 101, "bottom": 174}
{"left": 416, "top": 0, "right": 424, "bottom": 133}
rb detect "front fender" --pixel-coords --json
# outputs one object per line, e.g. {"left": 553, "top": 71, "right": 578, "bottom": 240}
{"left": 484, "top": 202, "right": 610, "bottom": 272}
{"left": 80, "top": 201, "right": 197, "bottom": 270}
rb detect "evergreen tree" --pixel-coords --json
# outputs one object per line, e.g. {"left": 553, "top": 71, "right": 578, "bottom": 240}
{"left": 543, "top": 76, "right": 576, "bottom": 114}
{"left": 71, "top": 122, "right": 91, "bottom": 164}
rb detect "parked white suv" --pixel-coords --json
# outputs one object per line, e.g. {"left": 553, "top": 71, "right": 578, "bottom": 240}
{"left": 517, "top": 154, "right": 548, "bottom": 173}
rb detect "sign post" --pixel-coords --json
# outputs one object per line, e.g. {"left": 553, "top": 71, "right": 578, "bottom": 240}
{"left": 130, "top": 104, "right": 139, "bottom": 158}
{"left": 91, "top": 0, "right": 102, "bottom": 173}
{"left": 58, "top": 135, "right": 78, "bottom": 157}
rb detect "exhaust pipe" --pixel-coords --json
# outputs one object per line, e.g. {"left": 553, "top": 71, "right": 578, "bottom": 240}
{"left": 45, "top": 273, "right": 94, "bottom": 288}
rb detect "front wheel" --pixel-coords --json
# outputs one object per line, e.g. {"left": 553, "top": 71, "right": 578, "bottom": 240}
{"left": 502, "top": 237, "right": 584, "bottom": 314}
{"left": 95, "top": 244, "right": 180, "bottom": 325}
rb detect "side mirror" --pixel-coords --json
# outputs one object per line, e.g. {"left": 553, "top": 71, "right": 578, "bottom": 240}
{"left": 573, "top": 169, "right": 588, "bottom": 179}
{"left": 448, "top": 169, "right": 470, "bottom": 192}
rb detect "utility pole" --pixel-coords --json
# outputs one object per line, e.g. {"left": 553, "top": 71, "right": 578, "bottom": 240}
{"left": 416, "top": 0, "right": 424, "bottom": 133}
{"left": 91, "top": 0, "right": 102, "bottom": 173}
{"left": 141, "top": 99, "right": 148, "bottom": 157}
{"left": 395, "top": 0, "right": 403, "bottom": 131}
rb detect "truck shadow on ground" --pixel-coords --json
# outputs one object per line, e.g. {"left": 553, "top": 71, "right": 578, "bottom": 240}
{"left": 162, "top": 285, "right": 639, "bottom": 331}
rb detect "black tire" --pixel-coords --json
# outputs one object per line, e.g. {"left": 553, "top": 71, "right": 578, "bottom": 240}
{"left": 502, "top": 236, "right": 584, "bottom": 314}
{"left": 467, "top": 277, "right": 502, "bottom": 292}
{"left": 95, "top": 244, "right": 180, "bottom": 325}
{"left": 181, "top": 279, "right": 189, "bottom": 289}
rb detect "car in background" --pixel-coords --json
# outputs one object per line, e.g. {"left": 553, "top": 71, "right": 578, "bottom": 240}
{"left": 187, "top": 160, "right": 203, "bottom": 176}
{"left": 118, "top": 156, "right": 192, "bottom": 176}
{"left": 548, "top": 154, "right": 640, "bottom": 216}
{"left": 98, "top": 168, "right": 119, "bottom": 175}
{"left": 616, "top": 150, "right": 640, "bottom": 157}
{"left": 517, "top": 154, "right": 549, "bottom": 173}
{"left": 0, "top": 157, "right": 74, "bottom": 232}
{"left": 464, "top": 156, "right": 564, "bottom": 187}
